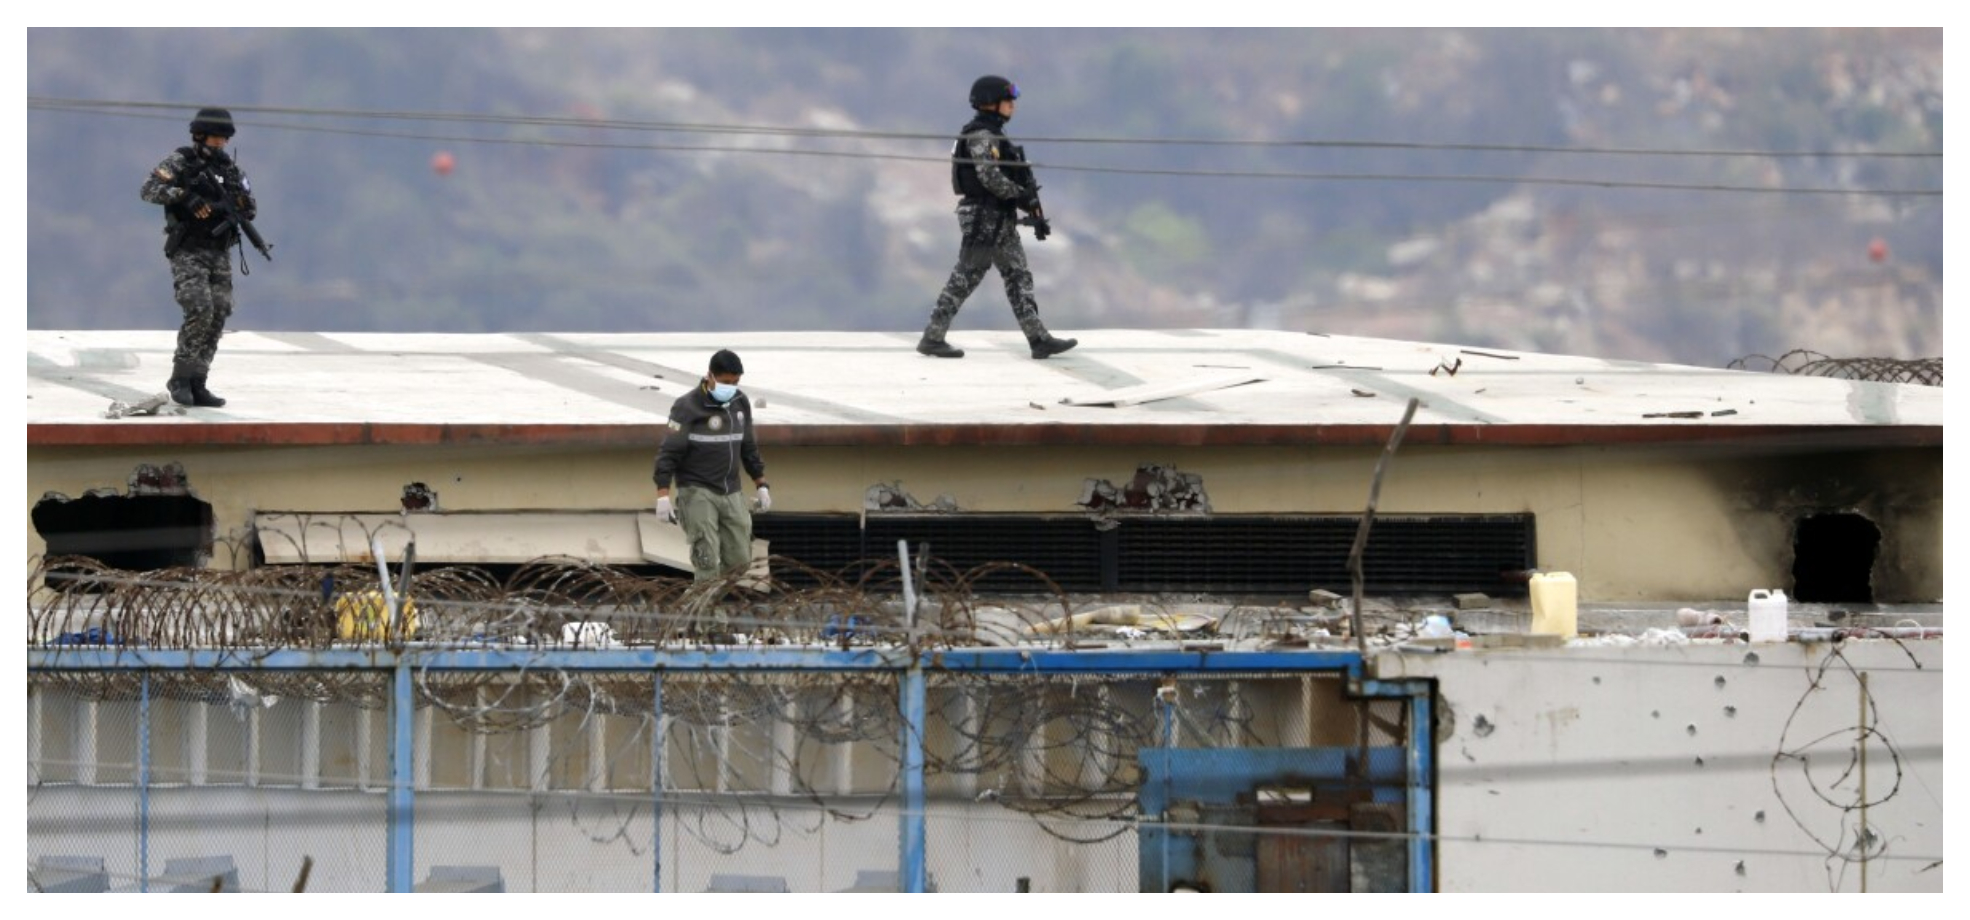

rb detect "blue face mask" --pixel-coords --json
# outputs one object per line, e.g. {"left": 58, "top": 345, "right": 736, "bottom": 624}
{"left": 709, "top": 382, "right": 738, "bottom": 403}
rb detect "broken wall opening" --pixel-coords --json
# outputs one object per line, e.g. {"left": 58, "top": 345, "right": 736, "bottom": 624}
{"left": 33, "top": 491, "right": 215, "bottom": 585}
{"left": 1791, "top": 512, "right": 1880, "bottom": 603}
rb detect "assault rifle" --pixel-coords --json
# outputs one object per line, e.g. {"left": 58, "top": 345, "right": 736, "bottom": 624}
{"left": 1018, "top": 196, "right": 1052, "bottom": 241}
{"left": 170, "top": 165, "right": 272, "bottom": 262}
{"left": 1003, "top": 142, "right": 1052, "bottom": 241}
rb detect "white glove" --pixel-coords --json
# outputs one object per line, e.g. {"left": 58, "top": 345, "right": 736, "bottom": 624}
{"left": 656, "top": 495, "right": 676, "bottom": 523}
{"left": 754, "top": 485, "right": 772, "bottom": 512}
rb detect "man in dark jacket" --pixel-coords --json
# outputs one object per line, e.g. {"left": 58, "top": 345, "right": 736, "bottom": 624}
{"left": 139, "top": 106, "right": 259, "bottom": 407}
{"left": 916, "top": 75, "right": 1078, "bottom": 361}
{"left": 653, "top": 349, "right": 770, "bottom": 583}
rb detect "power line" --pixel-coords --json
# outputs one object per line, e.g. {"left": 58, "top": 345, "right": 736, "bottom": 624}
{"left": 26, "top": 98, "right": 1942, "bottom": 197}
{"left": 28, "top": 97, "right": 1944, "bottom": 159}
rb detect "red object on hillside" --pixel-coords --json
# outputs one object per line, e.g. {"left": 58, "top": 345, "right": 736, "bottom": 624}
{"left": 431, "top": 151, "right": 456, "bottom": 177}
{"left": 1868, "top": 238, "right": 1889, "bottom": 263}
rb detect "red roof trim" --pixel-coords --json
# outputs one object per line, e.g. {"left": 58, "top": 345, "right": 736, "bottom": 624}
{"left": 27, "top": 422, "right": 1939, "bottom": 450}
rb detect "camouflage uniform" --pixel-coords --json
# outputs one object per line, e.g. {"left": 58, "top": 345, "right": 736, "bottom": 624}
{"left": 926, "top": 130, "right": 1048, "bottom": 343}
{"left": 919, "top": 106, "right": 1076, "bottom": 359}
{"left": 139, "top": 144, "right": 254, "bottom": 398}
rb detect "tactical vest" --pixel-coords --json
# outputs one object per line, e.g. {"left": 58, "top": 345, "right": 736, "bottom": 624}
{"left": 950, "top": 114, "right": 1032, "bottom": 203}
{"left": 165, "top": 146, "right": 242, "bottom": 249}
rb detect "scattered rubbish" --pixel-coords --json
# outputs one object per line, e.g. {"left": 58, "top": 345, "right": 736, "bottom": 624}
{"left": 560, "top": 621, "right": 617, "bottom": 649}
{"left": 51, "top": 626, "right": 121, "bottom": 646}
{"left": 1458, "top": 349, "right": 1520, "bottom": 361}
{"left": 104, "top": 392, "right": 185, "bottom": 419}
{"left": 1710, "top": 409, "right": 1738, "bottom": 417}
{"left": 1028, "top": 401, "right": 1047, "bottom": 410}
{"left": 227, "top": 676, "right": 280, "bottom": 720}
{"left": 1350, "top": 388, "right": 1376, "bottom": 398}
{"left": 1418, "top": 615, "right": 1454, "bottom": 639}
{"left": 1643, "top": 411, "right": 1705, "bottom": 419}
{"left": 1677, "top": 608, "right": 1725, "bottom": 627}
{"left": 1307, "top": 588, "right": 1344, "bottom": 608}
{"left": 1030, "top": 606, "right": 1217, "bottom": 636}
{"left": 1429, "top": 356, "right": 1463, "bottom": 377}
{"left": 822, "top": 614, "right": 871, "bottom": 644}
{"left": 1453, "top": 592, "right": 1491, "bottom": 610}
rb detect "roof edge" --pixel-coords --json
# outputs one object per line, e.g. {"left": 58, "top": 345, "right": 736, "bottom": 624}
{"left": 26, "top": 422, "right": 1943, "bottom": 450}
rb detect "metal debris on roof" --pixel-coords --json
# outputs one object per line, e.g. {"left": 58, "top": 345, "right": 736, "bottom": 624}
{"left": 1059, "top": 370, "right": 1264, "bottom": 407}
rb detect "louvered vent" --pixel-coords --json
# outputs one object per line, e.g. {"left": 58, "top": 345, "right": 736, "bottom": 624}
{"left": 866, "top": 516, "right": 1105, "bottom": 592}
{"left": 753, "top": 514, "right": 1534, "bottom": 595}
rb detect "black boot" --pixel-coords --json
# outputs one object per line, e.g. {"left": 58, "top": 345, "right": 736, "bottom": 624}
{"left": 189, "top": 374, "right": 226, "bottom": 408}
{"left": 916, "top": 336, "right": 964, "bottom": 358}
{"left": 1029, "top": 334, "right": 1079, "bottom": 359}
{"left": 166, "top": 362, "right": 197, "bottom": 406}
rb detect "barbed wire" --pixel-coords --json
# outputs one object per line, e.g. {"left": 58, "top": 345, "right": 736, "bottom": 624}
{"left": 1727, "top": 349, "right": 1942, "bottom": 386}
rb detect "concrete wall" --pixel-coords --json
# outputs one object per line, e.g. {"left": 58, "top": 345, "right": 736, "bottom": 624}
{"left": 25, "top": 440, "right": 1941, "bottom": 602}
{"left": 1374, "top": 639, "right": 1945, "bottom": 892}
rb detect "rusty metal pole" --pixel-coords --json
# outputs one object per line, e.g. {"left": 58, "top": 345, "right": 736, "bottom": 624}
{"left": 1349, "top": 398, "right": 1421, "bottom": 657}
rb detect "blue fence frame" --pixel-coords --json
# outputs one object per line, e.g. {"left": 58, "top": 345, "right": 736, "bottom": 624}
{"left": 29, "top": 646, "right": 1434, "bottom": 892}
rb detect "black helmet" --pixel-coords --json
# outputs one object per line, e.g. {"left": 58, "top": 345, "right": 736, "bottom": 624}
{"left": 189, "top": 107, "right": 236, "bottom": 138}
{"left": 969, "top": 75, "right": 1019, "bottom": 109}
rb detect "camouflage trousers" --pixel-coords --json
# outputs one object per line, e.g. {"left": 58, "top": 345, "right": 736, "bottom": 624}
{"left": 924, "top": 203, "right": 1048, "bottom": 342}
{"left": 168, "top": 247, "right": 234, "bottom": 376}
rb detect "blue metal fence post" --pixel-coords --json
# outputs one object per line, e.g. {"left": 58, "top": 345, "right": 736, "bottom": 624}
{"left": 387, "top": 658, "right": 415, "bottom": 892}
{"left": 138, "top": 671, "right": 151, "bottom": 893}
{"left": 900, "top": 663, "right": 927, "bottom": 893}
{"left": 652, "top": 674, "right": 664, "bottom": 893}
{"left": 1408, "top": 687, "right": 1434, "bottom": 892}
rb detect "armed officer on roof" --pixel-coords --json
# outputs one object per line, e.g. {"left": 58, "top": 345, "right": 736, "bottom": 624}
{"left": 915, "top": 75, "right": 1078, "bottom": 361}
{"left": 139, "top": 106, "right": 267, "bottom": 408}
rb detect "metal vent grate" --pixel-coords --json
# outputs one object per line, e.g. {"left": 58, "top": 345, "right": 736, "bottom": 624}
{"left": 752, "top": 514, "right": 1533, "bottom": 596}
{"left": 866, "top": 516, "right": 1105, "bottom": 593}
{"left": 750, "top": 514, "right": 866, "bottom": 585}
{"left": 1119, "top": 515, "right": 1534, "bottom": 594}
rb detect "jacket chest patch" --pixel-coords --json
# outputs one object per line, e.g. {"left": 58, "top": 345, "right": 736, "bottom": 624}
{"left": 707, "top": 416, "right": 725, "bottom": 432}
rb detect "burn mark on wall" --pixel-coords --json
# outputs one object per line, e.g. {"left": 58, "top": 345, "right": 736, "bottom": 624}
{"left": 1709, "top": 448, "right": 1938, "bottom": 602}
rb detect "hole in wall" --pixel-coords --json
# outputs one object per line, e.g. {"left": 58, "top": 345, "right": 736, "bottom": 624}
{"left": 1791, "top": 512, "right": 1880, "bottom": 603}
{"left": 33, "top": 491, "right": 215, "bottom": 587}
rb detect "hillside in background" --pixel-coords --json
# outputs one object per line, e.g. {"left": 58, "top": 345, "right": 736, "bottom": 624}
{"left": 25, "top": 28, "right": 1941, "bottom": 367}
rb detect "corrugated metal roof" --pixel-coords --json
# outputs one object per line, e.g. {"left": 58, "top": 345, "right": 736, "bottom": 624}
{"left": 26, "top": 329, "right": 1941, "bottom": 448}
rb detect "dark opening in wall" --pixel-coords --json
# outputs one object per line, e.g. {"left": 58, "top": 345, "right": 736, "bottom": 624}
{"left": 1791, "top": 512, "right": 1880, "bottom": 603}
{"left": 754, "top": 512, "right": 1536, "bottom": 595}
{"left": 32, "top": 492, "right": 215, "bottom": 585}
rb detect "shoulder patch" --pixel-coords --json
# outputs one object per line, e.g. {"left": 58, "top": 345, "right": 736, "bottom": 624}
{"left": 155, "top": 167, "right": 173, "bottom": 181}
{"left": 666, "top": 420, "right": 682, "bottom": 431}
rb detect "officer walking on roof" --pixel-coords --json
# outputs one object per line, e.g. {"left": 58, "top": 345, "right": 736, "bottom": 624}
{"left": 653, "top": 349, "right": 771, "bottom": 584}
{"left": 916, "top": 75, "right": 1078, "bottom": 361}
{"left": 139, "top": 106, "right": 260, "bottom": 408}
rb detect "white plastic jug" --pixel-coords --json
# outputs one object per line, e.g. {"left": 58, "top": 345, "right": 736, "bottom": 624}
{"left": 1529, "top": 572, "right": 1578, "bottom": 638}
{"left": 1748, "top": 589, "right": 1788, "bottom": 643}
